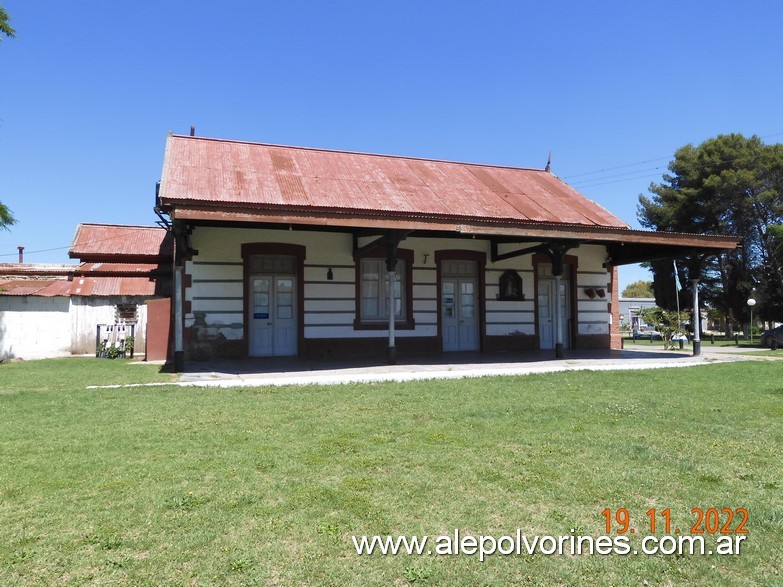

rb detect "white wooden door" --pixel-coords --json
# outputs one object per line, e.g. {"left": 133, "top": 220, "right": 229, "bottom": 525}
{"left": 249, "top": 275, "right": 297, "bottom": 357}
{"left": 538, "top": 280, "right": 555, "bottom": 350}
{"left": 538, "top": 278, "right": 569, "bottom": 350}
{"left": 273, "top": 276, "right": 297, "bottom": 356}
{"left": 442, "top": 277, "right": 479, "bottom": 351}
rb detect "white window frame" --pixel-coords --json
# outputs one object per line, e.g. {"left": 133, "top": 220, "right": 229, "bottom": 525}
{"left": 359, "top": 258, "right": 406, "bottom": 322}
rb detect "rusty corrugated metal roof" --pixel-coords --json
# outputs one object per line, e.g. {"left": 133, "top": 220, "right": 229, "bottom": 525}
{"left": 69, "top": 224, "right": 174, "bottom": 261}
{"left": 0, "top": 263, "right": 77, "bottom": 277}
{"left": 75, "top": 262, "right": 163, "bottom": 275}
{"left": 69, "top": 277, "right": 157, "bottom": 297}
{"left": 0, "top": 276, "right": 157, "bottom": 297}
{"left": 0, "top": 280, "right": 73, "bottom": 297}
{"left": 159, "top": 135, "right": 630, "bottom": 229}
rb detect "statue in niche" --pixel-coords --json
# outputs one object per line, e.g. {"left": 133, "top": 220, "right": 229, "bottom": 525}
{"left": 499, "top": 270, "right": 524, "bottom": 301}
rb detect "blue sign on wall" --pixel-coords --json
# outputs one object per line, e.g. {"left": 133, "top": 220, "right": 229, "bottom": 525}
{"left": 254, "top": 313, "right": 269, "bottom": 319}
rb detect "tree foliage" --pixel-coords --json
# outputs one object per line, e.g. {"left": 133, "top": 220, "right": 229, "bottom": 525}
{"left": 638, "top": 307, "right": 686, "bottom": 350}
{"left": 0, "top": 6, "right": 14, "bottom": 41}
{"left": 0, "top": 202, "right": 14, "bottom": 230}
{"left": 638, "top": 134, "right": 783, "bottom": 328}
{"left": 0, "top": 5, "right": 15, "bottom": 230}
{"left": 621, "top": 280, "right": 654, "bottom": 298}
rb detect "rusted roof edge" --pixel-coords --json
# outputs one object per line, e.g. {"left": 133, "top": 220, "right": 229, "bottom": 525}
{"left": 171, "top": 206, "right": 738, "bottom": 250}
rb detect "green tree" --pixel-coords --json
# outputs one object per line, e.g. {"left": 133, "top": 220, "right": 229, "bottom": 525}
{"left": 638, "top": 307, "right": 686, "bottom": 350}
{"left": 0, "top": 203, "right": 14, "bottom": 229}
{"left": 766, "top": 223, "right": 783, "bottom": 319}
{"left": 0, "top": 6, "right": 14, "bottom": 41}
{"left": 621, "top": 280, "right": 654, "bottom": 298}
{"left": 0, "top": 5, "right": 15, "bottom": 230}
{"left": 638, "top": 134, "right": 783, "bottom": 332}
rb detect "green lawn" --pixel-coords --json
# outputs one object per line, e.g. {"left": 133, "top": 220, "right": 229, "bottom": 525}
{"left": 1, "top": 358, "right": 781, "bottom": 586}
{"left": 622, "top": 334, "right": 777, "bottom": 350}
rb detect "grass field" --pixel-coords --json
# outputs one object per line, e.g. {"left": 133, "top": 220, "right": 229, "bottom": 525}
{"left": 1, "top": 358, "right": 781, "bottom": 585}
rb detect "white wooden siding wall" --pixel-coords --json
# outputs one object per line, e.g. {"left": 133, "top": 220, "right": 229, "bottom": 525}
{"left": 485, "top": 267, "right": 536, "bottom": 336}
{"left": 575, "top": 245, "right": 612, "bottom": 336}
{"left": 69, "top": 297, "right": 149, "bottom": 354}
{"left": 0, "top": 296, "right": 71, "bottom": 359}
{"left": 303, "top": 263, "right": 354, "bottom": 337}
{"left": 0, "top": 296, "right": 153, "bottom": 359}
{"left": 186, "top": 228, "right": 611, "bottom": 341}
{"left": 186, "top": 260, "right": 244, "bottom": 340}
{"left": 411, "top": 267, "right": 437, "bottom": 334}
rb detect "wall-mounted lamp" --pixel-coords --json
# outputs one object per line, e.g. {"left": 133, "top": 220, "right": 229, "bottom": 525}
{"left": 326, "top": 268, "right": 334, "bottom": 281}
{"left": 584, "top": 287, "right": 596, "bottom": 299}
{"left": 596, "top": 288, "right": 606, "bottom": 298}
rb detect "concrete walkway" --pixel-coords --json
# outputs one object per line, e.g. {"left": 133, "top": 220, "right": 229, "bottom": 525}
{"left": 149, "top": 344, "right": 770, "bottom": 389}
{"left": 97, "top": 344, "right": 775, "bottom": 391}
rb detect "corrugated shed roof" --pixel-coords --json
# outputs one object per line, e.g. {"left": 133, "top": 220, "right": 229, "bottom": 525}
{"left": 0, "top": 263, "right": 77, "bottom": 277}
{"left": 0, "top": 280, "right": 73, "bottom": 297}
{"left": 159, "top": 135, "right": 630, "bottom": 229}
{"left": 75, "top": 262, "right": 163, "bottom": 275}
{"left": 0, "top": 254, "right": 168, "bottom": 298}
{"left": 0, "top": 276, "right": 157, "bottom": 297}
{"left": 69, "top": 276, "right": 157, "bottom": 297}
{"left": 69, "top": 224, "right": 174, "bottom": 261}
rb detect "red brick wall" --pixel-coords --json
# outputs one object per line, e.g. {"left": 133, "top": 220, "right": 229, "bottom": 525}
{"left": 609, "top": 265, "right": 622, "bottom": 349}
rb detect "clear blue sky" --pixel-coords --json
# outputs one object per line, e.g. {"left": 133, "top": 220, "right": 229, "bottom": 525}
{"left": 2, "top": 1, "right": 781, "bottom": 290}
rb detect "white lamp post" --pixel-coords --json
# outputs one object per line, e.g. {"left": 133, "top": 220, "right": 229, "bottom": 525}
{"left": 747, "top": 298, "right": 756, "bottom": 345}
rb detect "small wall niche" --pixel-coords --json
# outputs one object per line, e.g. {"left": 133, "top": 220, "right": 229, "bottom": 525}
{"left": 498, "top": 270, "right": 524, "bottom": 301}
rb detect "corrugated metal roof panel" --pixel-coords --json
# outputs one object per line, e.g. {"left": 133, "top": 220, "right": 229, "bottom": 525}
{"left": 1, "top": 271, "right": 159, "bottom": 298}
{"left": 68, "top": 276, "right": 157, "bottom": 297}
{"left": 0, "top": 280, "right": 72, "bottom": 297}
{"left": 69, "top": 224, "right": 174, "bottom": 260}
{"left": 159, "top": 135, "right": 630, "bottom": 229}
{"left": 76, "top": 262, "right": 162, "bottom": 275}
{"left": 0, "top": 263, "right": 77, "bottom": 276}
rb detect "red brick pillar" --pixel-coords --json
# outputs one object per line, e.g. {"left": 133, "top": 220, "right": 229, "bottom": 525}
{"left": 609, "top": 265, "right": 622, "bottom": 349}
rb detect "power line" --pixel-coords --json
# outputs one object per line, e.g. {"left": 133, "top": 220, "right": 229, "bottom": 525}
{"left": 0, "top": 244, "right": 73, "bottom": 258}
{"left": 0, "top": 228, "right": 167, "bottom": 259}
{"left": 562, "top": 157, "right": 670, "bottom": 180}
{"left": 561, "top": 130, "right": 783, "bottom": 185}
{"left": 572, "top": 171, "right": 666, "bottom": 190}
{"left": 570, "top": 165, "right": 668, "bottom": 188}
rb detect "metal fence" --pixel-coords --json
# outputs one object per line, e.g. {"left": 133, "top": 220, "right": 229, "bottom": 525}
{"left": 96, "top": 323, "right": 136, "bottom": 358}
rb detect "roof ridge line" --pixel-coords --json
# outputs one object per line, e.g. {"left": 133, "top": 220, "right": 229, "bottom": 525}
{"left": 170, "top": 134, "right": 548, "bottom": 174}
{"left": 77, "top": 223, "right": 167, "bottom": 229}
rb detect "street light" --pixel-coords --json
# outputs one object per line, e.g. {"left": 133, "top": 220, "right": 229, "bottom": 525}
{"left": 747, "top": 298, "right": 756, "bottom": 345}
{"left": 692, "top": 279, "right": 701, "bottom": 356}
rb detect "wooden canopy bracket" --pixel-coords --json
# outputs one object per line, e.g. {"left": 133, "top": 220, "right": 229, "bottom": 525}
{"left": 544, "top": 242, "right": 580, "bottom": 276}
{"left": 353, "top": 230, "right": 411, "bottom": 260}
{"left": 491, "top": 239, "right": 580, "bottom": 268}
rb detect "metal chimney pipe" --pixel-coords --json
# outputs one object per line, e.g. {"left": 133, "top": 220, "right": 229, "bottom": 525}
{"left": 18, "top": 246, "right": 24, "bottom": 264}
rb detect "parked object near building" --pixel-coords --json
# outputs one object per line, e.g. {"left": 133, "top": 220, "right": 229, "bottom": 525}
{"left": 760, "top": 325, "right": 783, "bottom": 349}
